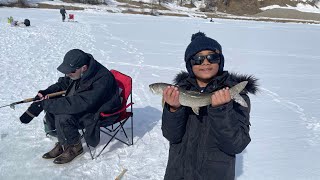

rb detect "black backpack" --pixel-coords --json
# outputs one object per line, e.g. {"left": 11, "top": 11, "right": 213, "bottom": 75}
{"left": 24, "top": 19, "right": 30, "bottom": 26}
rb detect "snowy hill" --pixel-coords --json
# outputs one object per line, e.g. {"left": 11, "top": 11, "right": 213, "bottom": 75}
{"left": 1, "top": 0, "right": 320, "bottom": 18}
{"left": 1, "top": 6, "right": 320, "bottom": 180}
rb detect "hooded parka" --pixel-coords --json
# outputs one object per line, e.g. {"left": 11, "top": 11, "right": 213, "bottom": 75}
{"left": 162, "top": 71, "right": 258, "bottom": 180}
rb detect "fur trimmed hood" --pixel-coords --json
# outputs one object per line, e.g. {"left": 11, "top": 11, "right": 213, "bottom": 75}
{"left": 173, "top": 71, "right": 259, "bottom": 95}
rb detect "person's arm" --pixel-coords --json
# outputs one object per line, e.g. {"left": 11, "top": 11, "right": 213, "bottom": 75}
{"left": 162, "top": 104, "right": 188, "bottom": 143}
{"left": 208, "top": 94, "right": 251, "bottom": 155}
{"left": 161, "top": 86, "right": 188, "bottom": 143}
{"left": 38, "top": 77, "right": 69, "bottom": 96}
{"left": 42, "top": 76, "right": 110, "bottom": 114}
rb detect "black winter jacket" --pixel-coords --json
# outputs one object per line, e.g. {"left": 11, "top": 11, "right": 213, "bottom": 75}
{"left": 60, "top": 8, "right": 66, "bottom": 15}
{"left": 162, "top": 71, "right": 258, "bottom": 180}
{"left": 41, "top": 55, "right": 121, "bottom": 147}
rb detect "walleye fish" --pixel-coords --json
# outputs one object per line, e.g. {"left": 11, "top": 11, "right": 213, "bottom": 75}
{"left": 149, "top": 81, "right": 248, "bottom": 115}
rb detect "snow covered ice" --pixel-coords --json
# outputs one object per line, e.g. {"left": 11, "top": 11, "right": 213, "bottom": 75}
{"left": 0, "top": 7, "right": 320, "bottom": 180}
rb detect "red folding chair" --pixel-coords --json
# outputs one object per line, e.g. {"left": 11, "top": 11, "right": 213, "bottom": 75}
{"left": 84, "top": 69, "right": 134, "bottom": 159}
{"left": 68, "top": 14, "right": 74, "bottom": 22}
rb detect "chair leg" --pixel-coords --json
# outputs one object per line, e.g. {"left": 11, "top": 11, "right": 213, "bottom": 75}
{"left": 93, "top": 115, "right": 134, "bottom": 158}
{"left": 96, "top": 127, "right": 122, "bottom": 158}
{"left": 120, "top": 121, "right": 129, "bottom": 139}
{"left": 131, "top": 115, "right": 133, "bottom": 145}
{"left": 131, "top": 95, "right": 134, "bottom": 145}
{"left": 100, "top": 128, "right": 131, "bottom": 146}
{"left": 81, "top": 129, "right": 94, "bottom": 160}
{"left": 112, "top": 116, "right": 133, "bottom": 145}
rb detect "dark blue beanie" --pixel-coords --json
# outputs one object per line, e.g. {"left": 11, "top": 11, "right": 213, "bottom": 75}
{"left": 184, "top": 32, "right": 224, "bottom": 77}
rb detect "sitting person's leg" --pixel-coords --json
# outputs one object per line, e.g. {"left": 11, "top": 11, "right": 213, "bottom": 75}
{"left": 42, "top": 113, "right": 62, "bottom": 159}
{"left": 54, "top": 114, "right": 83, "bottom": 164}
{"left": 54, "top": 114, "right": 81, "bottom": 145}
{"left": 42, "top": 114, "right": 83, "bottom": 164}
{"left": 43, "top": 113, "right": 57, "bottom": 137}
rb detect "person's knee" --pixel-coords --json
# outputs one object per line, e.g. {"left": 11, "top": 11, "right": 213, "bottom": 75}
{"left": 55, "top": 114, "right": 74, "bottom": 126}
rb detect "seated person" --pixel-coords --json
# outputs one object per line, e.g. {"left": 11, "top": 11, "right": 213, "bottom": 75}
{"left": 20, "top": 49, "right": 122, "bottom": 164}
{"left": 11, "top": 20, "right": 19, "bottom": 26}
{"left": 7, "top": 16, "right": 14, "bottom": 24}
{"left": 11, "top": 19, "right": 30, "bottom": 27}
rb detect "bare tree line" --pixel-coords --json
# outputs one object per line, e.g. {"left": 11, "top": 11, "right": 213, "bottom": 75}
{"left": 52, "top": 0, "right": 221, "bottom": 7}
{"left": 71, "top": 0, "right": 105, "bottom": 5}
{"left": 3, "top": 0, "right": 319, "bottom": 10}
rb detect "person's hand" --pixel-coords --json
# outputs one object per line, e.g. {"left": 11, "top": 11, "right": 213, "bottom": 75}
{"left": 36, "top": 93, "right": 49, "bottom": 101}
{"left": 163, "top": 86, "right": 181, "bottom": 112}
{"left": 211, "top": 87, "right": 231, "bottom": 107}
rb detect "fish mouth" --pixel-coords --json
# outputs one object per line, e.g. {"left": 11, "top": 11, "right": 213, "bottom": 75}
{"left": 150, "top": 88, "right": 156, "bottom": 93}
{"left": 149, "top": 85, "right": 155, "bottom": 93}
{"left": 149, "top": 85, "right": 159, "bottom": 94}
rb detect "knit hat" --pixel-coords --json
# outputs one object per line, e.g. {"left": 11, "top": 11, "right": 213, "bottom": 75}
{"left": 184, "top": 32, "right": 225, "bottom": 77}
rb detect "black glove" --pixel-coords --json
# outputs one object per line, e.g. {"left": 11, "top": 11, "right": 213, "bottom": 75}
{"left": 38, "top": 89, "right": 51, "bottom": 97}
{"left": 20, "top": 101, "right": 44, "bottom": 124}
{"left": 33, "top": 89, "right": 52, "bottom": 101}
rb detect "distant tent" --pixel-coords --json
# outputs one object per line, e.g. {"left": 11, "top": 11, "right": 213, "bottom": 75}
{"left": 24, "top": 19, "right": 30, "bottom": 26}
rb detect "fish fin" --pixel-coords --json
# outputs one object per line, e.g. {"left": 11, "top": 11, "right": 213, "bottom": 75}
{"left": 233, "top": 94, "right": 248, "bottom": 107}
{"left": 191, "top": 107, "right": 200, "bottom": 115}
{"left": 229, "top": 81, "right": 248, "bottom": 97}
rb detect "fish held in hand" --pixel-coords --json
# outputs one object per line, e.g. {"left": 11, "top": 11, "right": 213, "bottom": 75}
{"left": 149, "top": 81, "right": 248, "bottom": 115}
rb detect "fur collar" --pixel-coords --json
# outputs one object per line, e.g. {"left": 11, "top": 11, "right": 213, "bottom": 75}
{"left": 173, "top": 71, "right": 259, "bottom": 94}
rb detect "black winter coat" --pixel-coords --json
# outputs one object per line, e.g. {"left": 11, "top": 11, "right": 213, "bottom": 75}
{"left": 41, "top": 55, "right": 121, "bottom": 147}
{"left": 162, "top": 71, "right": 258, "bottom": 180}
{"left": 60, "top": 8, "right": 66, "bottom": 15}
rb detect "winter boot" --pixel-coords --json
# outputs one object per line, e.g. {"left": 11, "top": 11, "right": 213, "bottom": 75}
{"left": 53, "top": 142, "right": 83, "bottom": 164}
{"left": 42, "top": 142, "right": 63, "bottom": 159}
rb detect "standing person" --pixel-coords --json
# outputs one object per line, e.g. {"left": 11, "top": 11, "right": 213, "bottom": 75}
{"left": 161, "top": 32, "right": 258, "bottom": 180}
{"left": 20, "top": 49, "right": 122, "bottom": 164}
{"left": 60, "top": 6, "right": 67, "bottom": 22}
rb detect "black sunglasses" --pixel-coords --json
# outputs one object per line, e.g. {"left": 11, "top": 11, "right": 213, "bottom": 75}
{"left": 190, "top": 53, "right": 221, "bottom": 66}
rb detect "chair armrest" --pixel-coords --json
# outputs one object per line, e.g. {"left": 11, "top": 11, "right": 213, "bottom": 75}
{"left": 100, "top": 102, "right": 133, "bottom": 118}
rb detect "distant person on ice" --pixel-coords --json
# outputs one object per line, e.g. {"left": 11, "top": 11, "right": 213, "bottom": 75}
{"left": 60, "top": 6, "right": 67, "bottom": 22}
{"left": 19, "top": 49, "right": 122, "bottom": 164}
{"left": 7, "top": 16, "right": 13, "bottom": 24}
{"left": 161, "top": 32, "right": 258, "bottom": 179}
{"left": 10, "top": 19, "right": 30, "bottom": 27}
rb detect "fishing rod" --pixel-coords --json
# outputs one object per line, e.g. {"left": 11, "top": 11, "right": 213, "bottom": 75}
{"left": 0, "top": 91, "right": 66, "bottom": 109}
